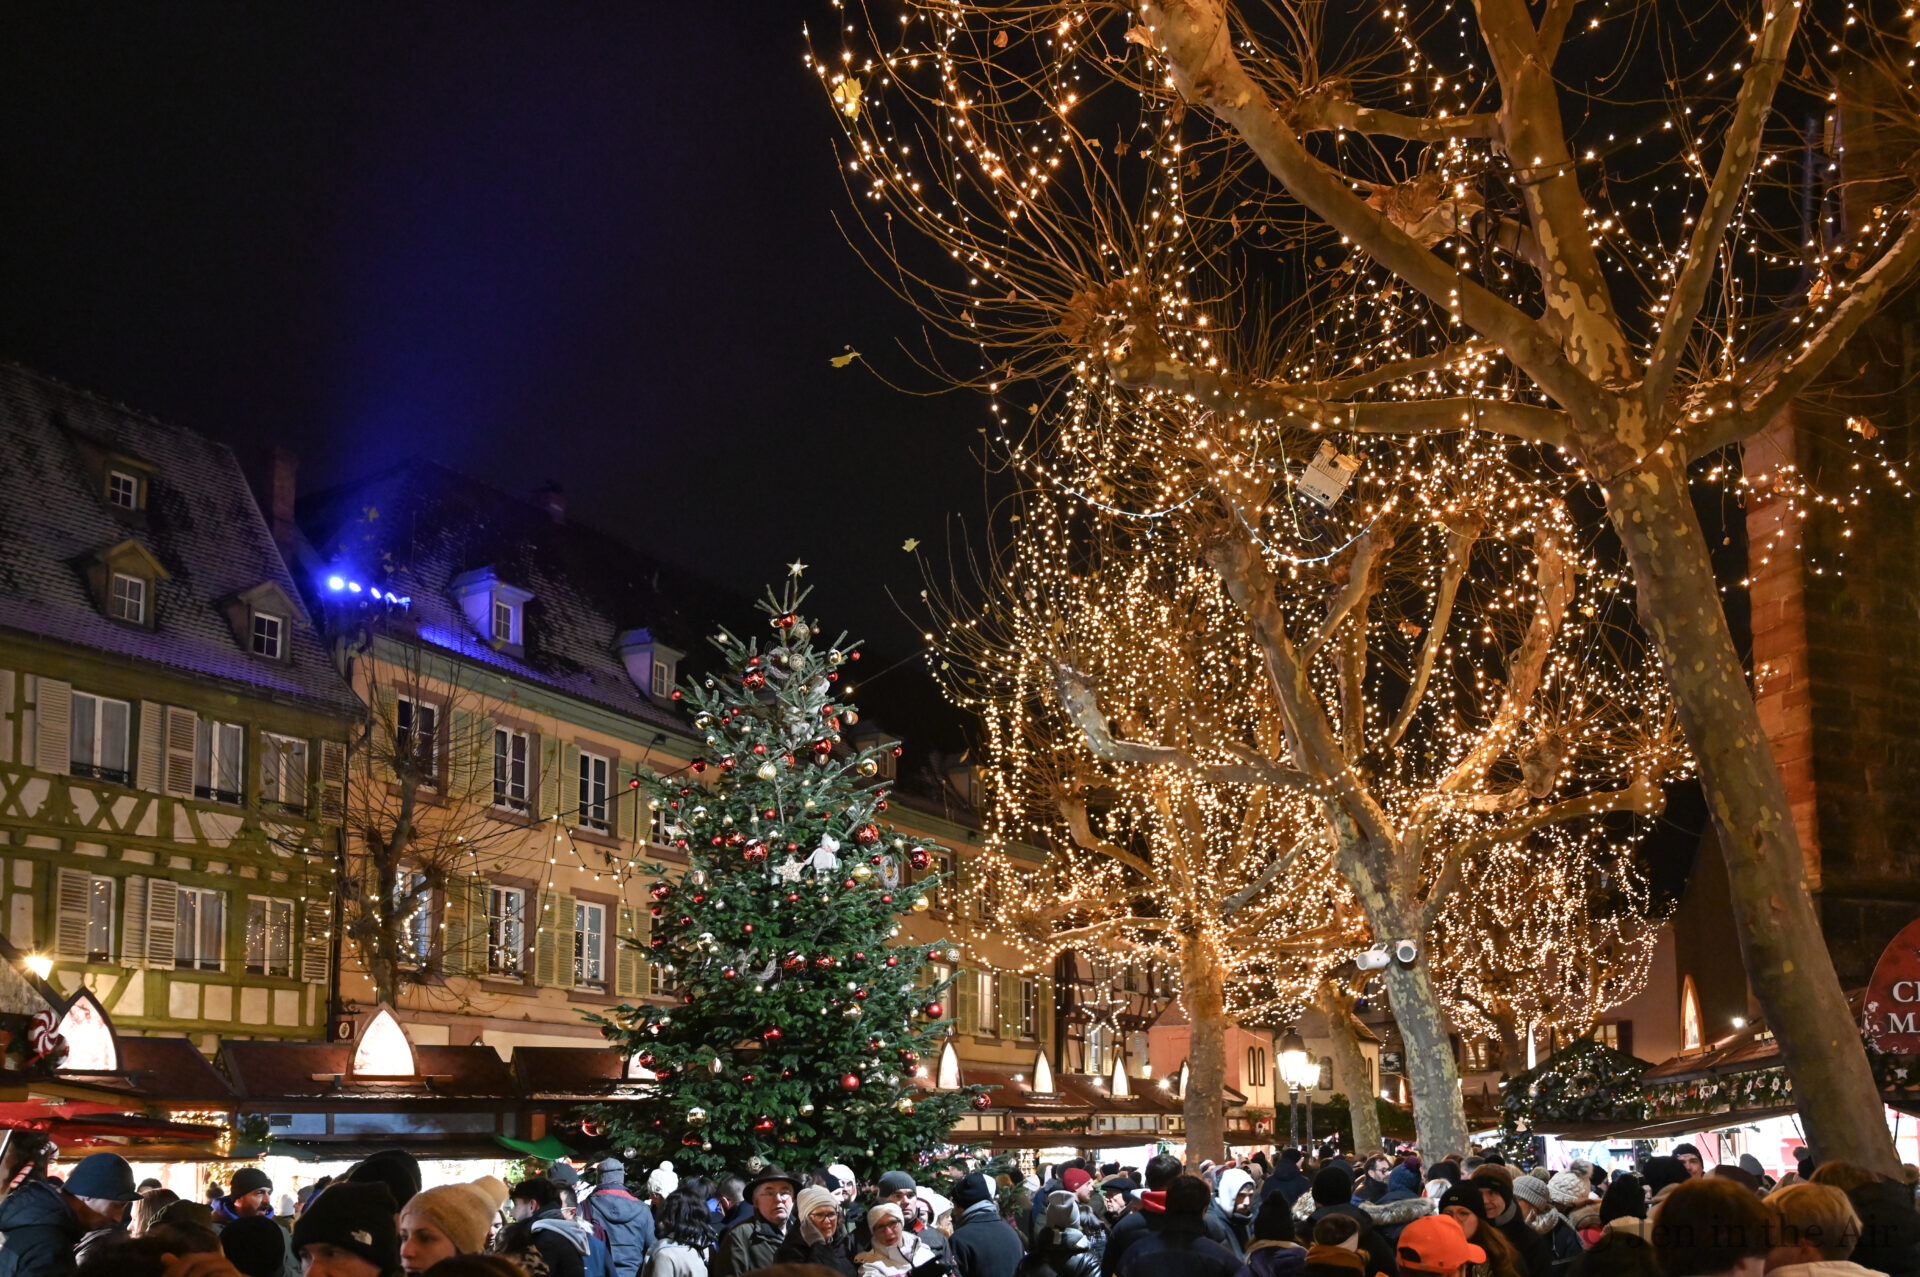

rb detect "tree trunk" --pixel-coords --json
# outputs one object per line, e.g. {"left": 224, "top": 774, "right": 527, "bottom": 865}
{"left": 1382, "top": 959, "right": 1471, "bottom": 1156}
{"left": 1320, "top": 983, "right": 1383, "bottom": 1157}
{"left": 1603, "top": 452, "right": 1896, "bottom": 1173}
{"left": 1183, "top": 932, "right": 1230, "bottom": 1163}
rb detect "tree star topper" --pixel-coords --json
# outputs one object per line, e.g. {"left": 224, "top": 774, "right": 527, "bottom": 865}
{"left": 788, "top": 559, "right": 808, "bottom": 577}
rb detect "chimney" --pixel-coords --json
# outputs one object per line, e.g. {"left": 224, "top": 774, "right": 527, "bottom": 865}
{"left": 269, "top": 446, "right": 299, "bottom": 555}
{"left": 535, "top": 482, "right": 567, "bottom": 524}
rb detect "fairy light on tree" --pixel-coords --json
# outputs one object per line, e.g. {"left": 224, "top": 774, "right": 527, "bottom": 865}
{"left": 818, "top": 0, "right": 1919, "bottom": 1170}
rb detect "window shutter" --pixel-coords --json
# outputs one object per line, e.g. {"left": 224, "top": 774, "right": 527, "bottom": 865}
{"left": 145, "top": 879, "right": 178, "bottom": 968}
{"left": 302, "top": 894, "right": 332, "bottom": 983}
{"left": 618, "top": 765, "right": 643, "bottom": 841}
{"left": 0, "top": 670, "right": 14, "bottom": 765}
{"left": 35, "top": 679, "right": 71, "bottom": 775}
{"left": 997, "top": 974, "right": 1019, "bottom": 1041}
{"left": 53, "top": 867, "right": 90, "bottom": 958}
{"left": 447, "top": 710, "right": 492, "bottom": 804}
{"left": 562, "top": 744, "right": 582, "bottom": 822}
{"left": 136, "top": 702, "right": 164, "bottom": 792}
{"left": 615, "top": 905, "right": 646, "bottom": 998}
{"left": 538, "top": 736, "right": 562, "bottom": 819}
{"left": 123, "top": 876, "right": 148, "bottom": 966}
{"left": 444, "top": 876, "right": 488, "bottom": 977}
{"left": 534, "top": 890, "right": 578, "bottom": 989}
{"left": 954, "top": 965, "right": 978, "bottom": 1037}
{"left": 1037, "top": 974, "right": 1056, "bottom": 1051}
{"left": 318, "top": 739, "right": 346, "bottom": 824}
{"left": 287, "top": 740, "right": 311, "bottom": 811}
{"left": 163, "top": 707, "right": 197, "bottom": 797}
{"left": 372, "top": 687, "right": 399, "bottom": 774}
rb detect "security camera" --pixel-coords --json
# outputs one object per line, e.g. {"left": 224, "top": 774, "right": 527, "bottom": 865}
{"left": 1392, "top": 939, "right": 1420, "bottom": 966}
{"left": 1355, "top": 947, "right": 1390, "bottom": 971}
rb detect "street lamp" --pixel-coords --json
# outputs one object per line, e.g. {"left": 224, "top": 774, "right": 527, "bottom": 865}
{"left": 1279, "top": 1029, "right": 1317, "bottom": 1150}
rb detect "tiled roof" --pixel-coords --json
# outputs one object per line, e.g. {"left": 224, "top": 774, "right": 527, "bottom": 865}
{"left": 298, "top": 460, "right": 730, "bottom": 731}
{"left": 220, "top": 1040, "right": 520, "bottom": 1101}
{"left": 0, "top": 363, "right": 359, "bottom": 715}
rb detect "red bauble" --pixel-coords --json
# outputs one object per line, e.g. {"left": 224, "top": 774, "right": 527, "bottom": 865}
{"left": 723, "top": 967, "right": 737, "bottom": 979}
{"left": 885, "top": 956, "right": 898, "bottom": 967}
{"left": 853, "top": 823, "right": 880, "bottom": 846}
{"left": 924, "top": 1001, "right": 945, "bottom": 1019}
{"left": 691, "top": 759, "right": 708, "bottom": 774}
{"left": 909, "top": 848, "right": 932, "bottom": 870}
{"left": 971, "top": 1094, "right": 991, "bottom": 1110}
{"left": 650, "top": 883, "right": 672, "bottom": 901}
{"left": 754, "top": 1117, "right": 776, "bottom": 1134}
{"left": 840, "top": 1073, "right": 862, "bottom": 1091}
{"left": 881, "top": 893, "right": 893, "bottom": 904}
{"left": 742, "top": 670, "right": 766, "bottom": 690}
{"left": 720, "top": 756, "right": 737, "bottom": 771}
{"left": 743, "top": 839, "right": 768, "bottom": 862}
{"left": 682, "top": 1132, "right": 703, "bottom": 1147}
{"left": 763, "top": 1027, "right": 783, "bottom": 1042}
{"left": 581, "top": 1118, "right": 603, "bottom": 1137}
{"left": 752, "top": 743, "right": 767, "bottom": 755}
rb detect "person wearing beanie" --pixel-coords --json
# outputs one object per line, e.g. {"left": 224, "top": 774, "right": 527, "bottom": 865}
{"left": 949, "top": 1172, "right": 1022, "bottom": 1277}
{"left": 1297, "top": 1163, "right": 1394, "bottom": 1277}
{"left": 1472, "top": 1171, "right": 1552, "bottom": 1277}
{"left": 225, "top": 1215, "right": 298, "bottom": 1277}
{"left": 497, "top": 1178, "right": 587, "bottom": 1277}
{"left": 1242, "top": 1194, "right": 1306, "bottom": 1277}
{"left": 216, "top": 1168, "right": 277, "bottom": 1228}
{"left": 1117, "top": 1175, "right": 1238, "bottom": 1277}
{"left": 579, "top": 1158, "right": 655, "bottom": 1277}
{"left": 1670, "top": 1145, "right": 1705, "bottom": 1180}
{"left": 713, "top": 1166, "right": 797, "bottom": 1277}
{"left": 1508, "top": 1175, "right": 1582, "bottom": 1277}
{"left": 1436, "top": 1184, "right": 1526, "bottom": 1277}
{"left": 646, "top": 1163, "right": 679, "bottom": 1206}
{"left": 1264, "top": 1151, "right": 1316, "bottom": 1210}
{"left": 346, "top": 1152, "right": 422, "bottom": 1223}
{"left": 0, "top": 1152, "right": 142, "bottom": 1277}
{"left": 860, "top": 1172, "right": 950, "bottom": 1266}
{"left": 398, "top": 1184, "right": 497, "bottom": 1274}
{"left": 1014, "top": 1190, "right": 1099, "bottom": 1277}
{"left": 772, "top": 1184, "right": 858, "bottom": 1274}
{"left": 854, "top": 1201, "right": 943, "bottom": 1277}
{"left": 293, "top": 1181, "right": 402, "bottom": 1277}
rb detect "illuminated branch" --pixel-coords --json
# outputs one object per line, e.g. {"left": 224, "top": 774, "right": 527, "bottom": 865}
{"left": 1053, "top": 662, "right": 1311, "bottom": 789}
{"left": 1386, "top": 518, "right": 1482, "bottom": 747}
{"left": 1288, "top": 83, "right": 1500, "bottom": 143}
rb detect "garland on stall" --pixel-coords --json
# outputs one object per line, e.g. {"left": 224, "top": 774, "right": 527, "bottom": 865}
{"left": 1643, "top": 1067, "right": 1792, "bottom": 1117}
{"left": 1500, "top": 1039, "right": 1649, "bottom": 1148}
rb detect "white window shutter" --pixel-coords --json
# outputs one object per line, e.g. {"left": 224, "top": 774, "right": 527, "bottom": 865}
{"left": 318, "top": 739, "right": 346, "bottom": 824}
{"left": 136, "top": 702, "right": 164, "bottom": 792}
{"left": 615, "top": 905, "right": 646, "bottom": 998}
{"left": 54, "top": 867, "right": 90, "bottom": 958}
{"left": 163, "top": 708, "right": 196, "bottom": 797}
{"left": 302, "top": 894, "right": 331, "bottom": 984}
{"left": 35, "top": 679, "right": 71, "bottom": 776}
{"left": 145, "top": 879, "right": 178, "bottom": 969}
{"left": 123, "top": 876, "right": 148, "bottom": 966}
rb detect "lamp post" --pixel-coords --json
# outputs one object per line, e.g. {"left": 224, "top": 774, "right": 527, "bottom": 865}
{"left": 1280, "top": 1029, "right": 1314, "bottom": 1150}
{"left": 1281, "top": 1030, "right": 1321, "bottom": 1151}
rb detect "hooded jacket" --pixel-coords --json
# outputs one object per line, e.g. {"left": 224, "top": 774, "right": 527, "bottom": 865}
{"left": 1117, "top": 1214, "right": 1239, "bottom": 1277}
{"left": 1216, "top": 1172, "right": 1257, "bottom": 1251}
{"left": 1290, "top": 1185, "right": 1428, "bottom": 1273}
{"left": 1021, "top": 1226, "right": 1100, "bottom": 1277}
{"left": 0, "top": 1179, "right": 84, "bottom": 1277}
{"left": 1235, "top": 1240, "right": 1307, "bottom": 1277}
{"left": 949, "top": 1199, "right": 1024, "bottom": 1277}
{"left": 583, "top": 1168, "right": 657, "bottom": 1277}
{"left": 1263, "top": 1161, "right": 1315, "bottom": 1210}
{"left": 499, "top": 1207, "right": 590, "bottom": 1277}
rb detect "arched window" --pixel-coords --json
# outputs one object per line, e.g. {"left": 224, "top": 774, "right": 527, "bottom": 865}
{"left": 1258, "top": 1049, "right": 1268, "bottom": 1085}
{"left": 1681, "top": 975, "right": 1704, "bottom": 1052}
{"left": 1248, "top": 1046, "right": 1257, "bottom": 1085}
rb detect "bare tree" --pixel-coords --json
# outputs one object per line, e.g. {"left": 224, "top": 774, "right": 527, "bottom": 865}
{"left": 820, "top": 0, "right": 1914, "bottom": 1168}
{"left": 931, "top": 446, "right": 1682, "bottom": 1154}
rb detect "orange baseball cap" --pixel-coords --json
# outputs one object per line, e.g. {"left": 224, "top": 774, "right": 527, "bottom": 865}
{"left": 1397, "top": 1214, "right": 1487, "bottom": 1273}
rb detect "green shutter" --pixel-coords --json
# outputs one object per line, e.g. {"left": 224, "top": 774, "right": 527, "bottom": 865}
{"left": 997, "top": 973, "right": 1019, "bottom": 1041}
{"left": 538, "top": 736, "right": 562, "bottom": 819}
{"left": 562, "top": 744, "right": 582, "bottom": 824}
{"left": 955, "top": 966, "right": 978, "bottom": 1037}
{"left": 1038, "top": 974, "right": 1056, "bottom": 1051}
{"left": 444, "top": 875, "right": 488, "bottom": 977}
{"left": 534, "top": 890, "right": 578, "bottom": 989}
{"left": 616, "top": 904, "right": 647, "bottom": 997}
{"left": 447, "top": 712, "right": 494, "bottom": 804}
{"left": 372, "top": 687, "right": 399, "bottom": 775}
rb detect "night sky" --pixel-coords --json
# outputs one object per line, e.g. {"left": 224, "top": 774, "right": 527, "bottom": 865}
{"left": 0, "top": 3, "right": 986, "bottom": 741}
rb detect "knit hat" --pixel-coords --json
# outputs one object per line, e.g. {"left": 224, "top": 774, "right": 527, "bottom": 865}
{"left": 294, "top": 1182, "right": 400, "bottom": 1275}
{"left": 1640, "top": 1157, "right": 1688, "bottom": 1197}
{"left": 346, "top": 1150, "right": 421, "bottom": 1213}
{"left": 1512, "top": 1174, "right": 1553, "bottom": 1212}
{"left": 1548, "top": 1171, "right": 1591, "bottom": 1210}
{"left": 827, "top": 1164, "right": 857, "bottom": 1193}
{"left": 796, "top": 1185, "right": 841, "bottom": 1240}
{"left": 1599, "top": 1176, "right": 1646, "bottom": 1224}
{"left": 222, "top": 1216, "right": 290, "bottom": 1277}
{"left": 66, "top": 1153, "right": 141, "bottom": 1201}
{"left": 469, "top": 1177, "right": 510, "bottom": 1214}
{"left": 868, "top": 1202, "right": 905, "bottom": 1230}
{"left": 953, "top": 1172, "right": 994, "bottom": 1211}
{"left": 228, "top": 1168, "right": 272, "bottom": 1198}
{"left": 1061, "top": 1168, "right": 1092, "bottom": 1194}
{"left": 1672, "top": 1143, "right": 1701, "bottom": 1160}
{"left": 401, "top": 1184, "right": 495, "bottom": 1256}
{"left": 1313, "top": 1164, "right": 1356, "bottom": 1208}
{"left": 1438, "top": 1184, "right": 1488, "bottom": 1222}
{"left": 647, "top": 1161, "right": 679, "bottom": 1197}
{"left": 596, "top": 1158, "right": 627, "bottom": 1188}
{"left": 1046, "top": 1189, "right": 1078, "bottom": 1231}
{"left": 548, "top": 1162, "right": 580, "bottom": 1189}
{"left": 876, "top": 1171, "right": 918, "bottom": 1197}
{"left": 1427, "top": 1162, "right": 1461, "bottom": 1185}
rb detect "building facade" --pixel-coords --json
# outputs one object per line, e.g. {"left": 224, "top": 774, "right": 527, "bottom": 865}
{"left": 0, "top": 363, "right": 358, "bottom": 1048}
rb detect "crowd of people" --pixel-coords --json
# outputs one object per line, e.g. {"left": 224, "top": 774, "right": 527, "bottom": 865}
{"left": 0, "top": 1141, "right": 1917, "bottom": 1277}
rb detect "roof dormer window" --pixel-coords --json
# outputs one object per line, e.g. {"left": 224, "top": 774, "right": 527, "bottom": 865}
{"left": 251, "top": 611, "right": 284, "bottom": 658}
{"left": 491, "top": 596, "right": 518, "bottom": 645}
{"left": 616, "top": 629, "right": 685, "bottom": 704}
{"left": 109, "top": 572, "right": 146, "bottom": 624}
{"left": 449, "top": 568, "right": 533, "bottom": 655}
{"left": 107, "top": 469, "right": 142, "bottom": 510}
{"left": 651, "top": 659, "right": 673, "bottom": 698}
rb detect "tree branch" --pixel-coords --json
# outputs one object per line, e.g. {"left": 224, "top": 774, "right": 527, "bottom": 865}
{"left": 1221, "top": 836, "right": 1322, "bottom": 916}
{"left": 1418, "top": 774, "right": 1666, "bottom": 929}
{"left": 1288, "top": 84, "right": 1500, "bottom": 143}
{"left": 1687, "top": 202, "right": 1920, "bottom": 456}
{"left": 1643, "top": 5, "right": 1800, "bottom": 412}
{"left": 1301, "top": 528, "right": 1388, "bottom": 661}
{"left": 1536, "top": 0, "right": 1578, "bottom": 65}
{"left": 1055, "top": 790, "right": 1157, "bottom": 879}
{"left": 1386, "top": 518, "right": 1482, "bottom": 747}
{"left": 1053, "top": 663, "right": 1311, "bottom": 789}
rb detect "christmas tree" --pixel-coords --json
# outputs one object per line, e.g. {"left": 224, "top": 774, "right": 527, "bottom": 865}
{"left": 590, "top": 581, "right": 985, "bottom": 1177}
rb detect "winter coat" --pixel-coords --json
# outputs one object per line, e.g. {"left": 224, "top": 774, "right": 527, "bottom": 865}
{"left": 1235, "top": 1241, "right": 1308, "bottom": 1277}
{"left": 1291, "top": 1196, "right": 1405, "bottom": 1277}
{"left": 1848, "top": 1179, "right": 1920, "bottom": 1277}
{"left": 1018, "top": 1226, "right": 1099, "bottom": 1277}
{"left": 641, "top": 1242, "right": 707, "bottom": 1277}
{"left": 1263, "top": 1167, "right": 1315, "bottom": 1210}
{"left": 583, "top": 1185, "right": 657, "bottom": 1277}
{"left": 1028, "top": 1182, "right": 1064, "bottom": 1241}
{"left": 1493, "top": 1208, "right": 1553, "bottom": 1277}
{"left": 857, "top": 1231, "right": 951, "bottom": 1277}
{"left": 949, "top": 1200, "right": 1025, "bottom": 1277}
{"left": 1118, "top": 1219, "right": 1240, "bottom": 1277}
{"left": 1104, "top": 1202, "right": 1240, "bottom": 1277}
{"left": 711, "top": 1215, "right": 791, "bottom": 1277}
{"left": 1371, "top": 1169, "right": 1433, "bottom": 1246}
{"left": 0, "top": 1179, "right": 83, "bottom": 1277}
{"left": 499, "top": 1209, "right": 590, "bottom": 1277}
{"left": 1528, "top": 1211, "right": 1584, "bottom": 1277}
{"left": 1302, "top": 1244, "right": 1368, "bottom": 1277}
{"left": 774, "top": 1225, "right": 860, "bottom": 1276}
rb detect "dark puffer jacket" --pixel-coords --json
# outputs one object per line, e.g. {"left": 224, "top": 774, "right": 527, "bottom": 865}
{"left": 0, "top": 1180, "right": 84, "bottom": 1277}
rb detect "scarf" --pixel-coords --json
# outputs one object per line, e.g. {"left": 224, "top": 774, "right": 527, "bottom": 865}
{"left": 1307, "top": 1243, "right": 1368, "bottom": 1274}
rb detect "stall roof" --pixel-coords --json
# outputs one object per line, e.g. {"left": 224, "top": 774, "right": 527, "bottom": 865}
{"left": 61, "top": 1037, "right": 239, "bottom": 1106}
{"left": 511, "top": 1047, "right": 648, "bottom": 1102}
{"left": 221, "top": 1041, "right": 520, "bottom": 1102}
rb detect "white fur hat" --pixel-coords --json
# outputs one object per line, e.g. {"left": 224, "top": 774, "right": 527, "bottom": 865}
{"left": 647, "top": 1160, "right": 678, "bottom": 1197}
